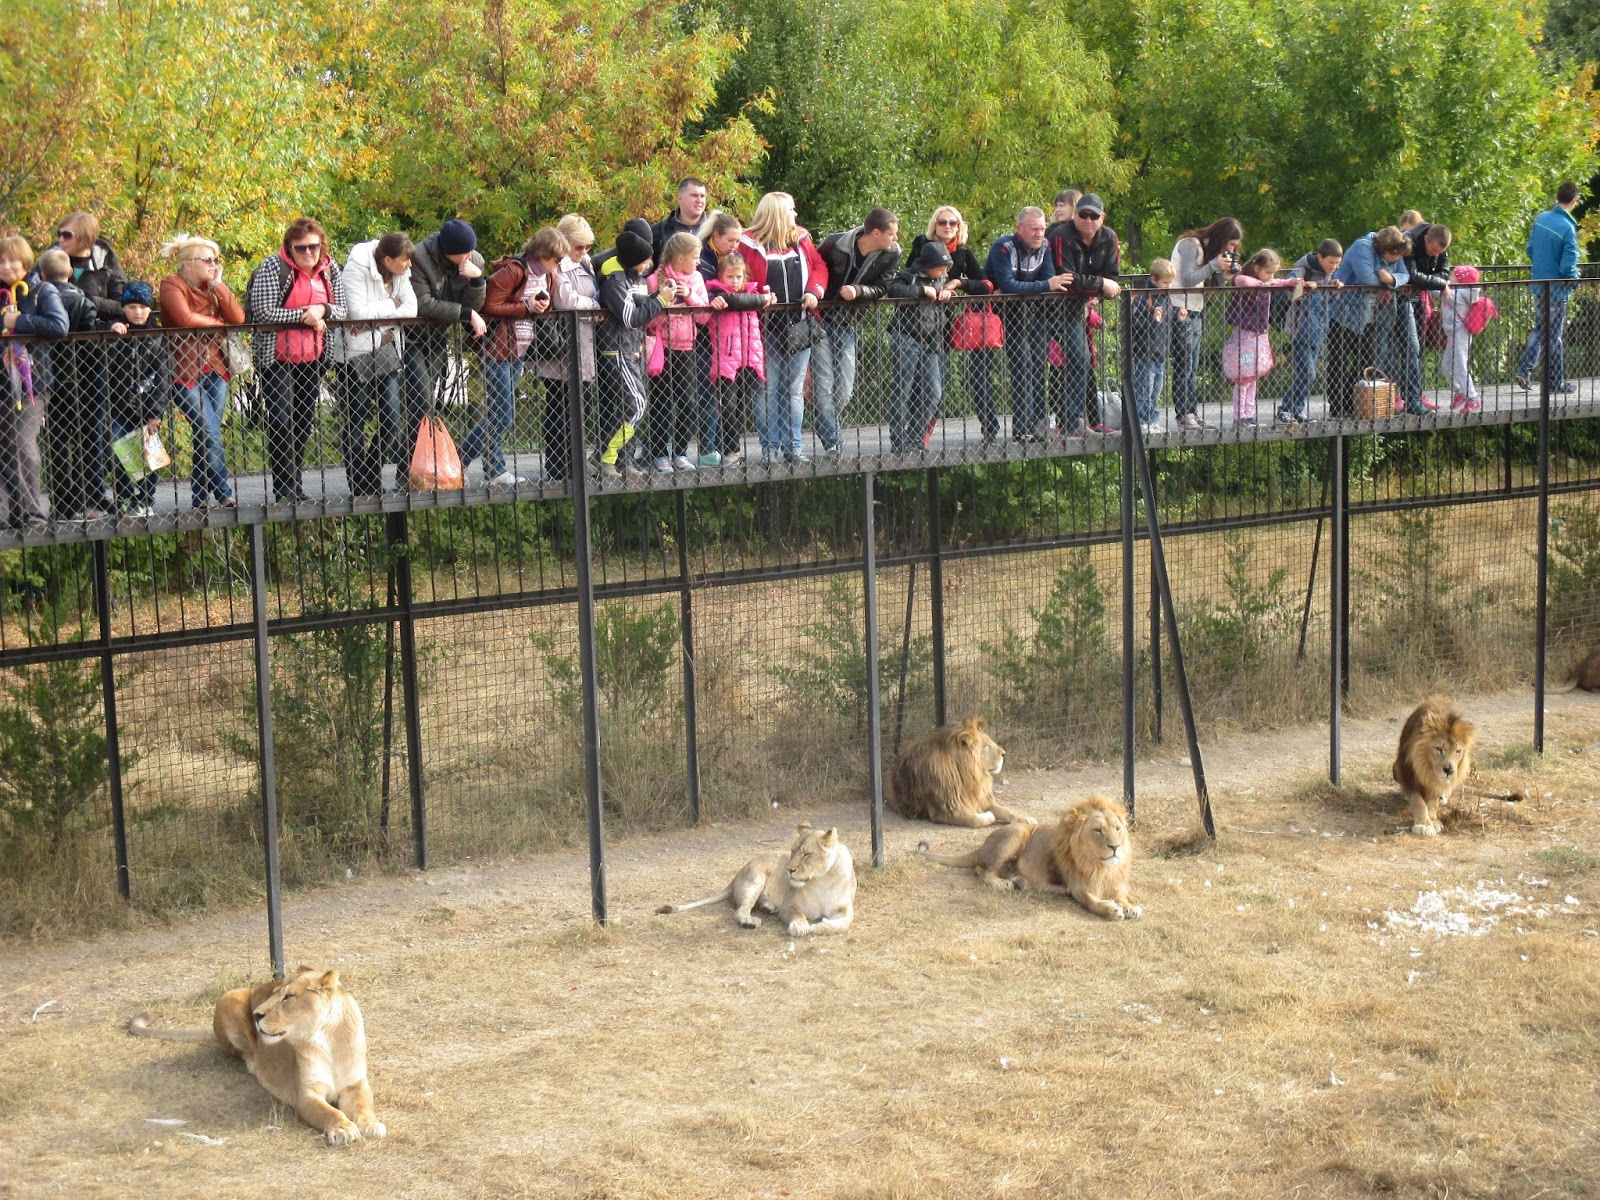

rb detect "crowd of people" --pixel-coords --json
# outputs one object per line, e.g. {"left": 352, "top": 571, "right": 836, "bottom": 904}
{"left": 0, "top": 179, "right": 1585, "bottom": 524}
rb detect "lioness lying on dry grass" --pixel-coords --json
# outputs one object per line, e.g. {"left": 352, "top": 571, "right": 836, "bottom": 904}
{"left": 656, "top": 823, "right": 856, "bottom": 936}
{"left": 128, "top": 966, "right": 383, "bottom": 1146}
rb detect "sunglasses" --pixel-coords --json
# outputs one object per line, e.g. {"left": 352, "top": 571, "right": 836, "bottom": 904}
{"left": 190, "top": 256, "right": 219, "bottom": 266}
{"left": 57, "top": 229, "right": 78, "bottom": 241}
{"left": 291, "top": 242, "right": 321, "bottom": 254}
{"left": 1077, "top": 210, "right": 1103, "bottom": 220}
{"left": 935, "top": 218, "right": 959, "bottom": 227}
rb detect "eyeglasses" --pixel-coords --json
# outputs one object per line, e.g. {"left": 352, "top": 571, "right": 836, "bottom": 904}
{"left": 934, "top": 218, "right": 959, "bottom": 227}
{"left": 290, "top": 243, "right": 321, "bottom": 254}
{"left": 571, "top": 244, "right": 592, "bottom": 253}
{"left": 1076, "top": 210, "right": 1103, "bottom": 221}
{"left": 57, "top": 230, "right": 77, "bottom": 241}
{"left": 190, "top": 256, "right": 219, "bottom": 266}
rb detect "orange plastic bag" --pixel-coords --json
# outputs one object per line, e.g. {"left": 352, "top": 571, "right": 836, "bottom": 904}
{"left": 409, "top": 415, "right": 463, "bottom": 491}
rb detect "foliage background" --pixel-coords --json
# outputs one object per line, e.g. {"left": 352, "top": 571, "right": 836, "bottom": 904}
{"left": 0, "top": 0, "right": 1596, "bottom": 279}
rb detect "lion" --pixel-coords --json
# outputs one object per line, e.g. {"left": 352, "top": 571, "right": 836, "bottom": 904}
{"left": 656, "top": 823, "right": 856, "bottom": 936}
{"left": 128, "top": 965, "right": 383, "bottom": 1146}
{"left": 1549, "top": 646, "right": 1600, "bottom": 694}
{"left": 1391, "top": 696, "right": 1476, "bottom": 836}
{"left": 888, "top": 717, "right": 1032, "bottom": 828}
{"left": 920, "top": 794, "right": 1140, "bottom": 920}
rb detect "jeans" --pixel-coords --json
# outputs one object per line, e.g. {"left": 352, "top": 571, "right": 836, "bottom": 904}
{"left": 459, "top": 356, "right": 521, "bottom": 479}
{"left": 964, "top": 348, "right": 1000, "bottom": 441}
{"left": 1281, "top": 330, "right": 1326, "bottom": 419}
{"left": 808, "top": 318, "right": 855, "bottom": 449}
{"left": 1054, "top": 313, "right": 1091, "bottom": 428}
{"left": 172, "top": 371, "right": 232, "bottom": 505}
{"left": 1517, "top": 287, "right": 1571, "bottom": 387}
{"left": 339, "top": 367, "right": 402, "bottom": 496}
{"left": 761, "top": 337, "right": 810, "bottom": 458}
{"left": 1131, "top": 355, "right": 1166, "bottom": 423}
{"left": 1004, "top": 320, "right": 1049, "bottom": 438}
{"left": 888, "top": 334, "right": 945, "bottom": 451}
{"left": 1170, "top": 309, "right": 1204, "bottom": 419}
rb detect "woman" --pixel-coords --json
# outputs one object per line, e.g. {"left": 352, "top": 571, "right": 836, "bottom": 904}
{"left": 737, "top": 192, "right": 826, "bottom": 464}
{"left": 1169, "top": 217, "right": 1243, "bottom": 430}
{"left": 695, "top": 210, "right": 743, "bottom": 281}
{"left": 340, "top": 232, "right": 417, "bottom": 497}
{"left": 55, "top": 212, "right": 128, "bottom": 323}
{"left": 532, "top": 215, "right": 602, "bottom": 483}
{"left": 247, "top": 218, "right": 346, "bottom": 503}
{"left": 158, "top": 235, "right": 244, "bottom": 509}
{"left": 0, "top": 235, "right": 68, "bottom": 527}
{"left": 464, "top": 226, "right": 567, "bottom": 487}
{"left": 909, "top": 206, "right": 996, "bottom": 444}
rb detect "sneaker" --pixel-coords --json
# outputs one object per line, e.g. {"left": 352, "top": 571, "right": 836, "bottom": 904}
{"left": 597, "top": 460, "right": 623, "bottom": 480}
{"left": 487, "top": 471, "right": 525, "bottom": 486}
{"left": 1235, "top": 416, "right": 1259, "bottom": 427}
{"left": 1513, "top": 373, "right": 1531, "bottom": 391}
{"left": 784, "top": 451, "right": 811, "bottom": 465}
{"left": 821, "top": 442, "right": 842, "bottom": 459}
{"left": 1089, "top": 422, "right": 1119, "bottom": 435}
{"left": 672, "top": 455, "right": 696, "bottom": 471}
{"left": 1178, "top": 412, "right": 1205, "bottom": 431}
{"left": 1062, "top": 419, "right": 1089, "bottom": 437}
{"left": 652, "top": 456, "right": 674, "bottom": 473}
{"left": 130, "top": 504, "right": 156, "bottom": 518}
{"left": 1451, "top": 394, "right": 1482, "bottom": 413}
{"left": 1140, "top": 415, "right": 1167, "bottom": 433}
{"left": 721, "top": 449, "right": 743, "bottom": 466}
{"left": 1555, "top": 382, "right": 1577, "bottom": 395}
{"left": 696, "top": 452, "right": 722, "bottom": 468}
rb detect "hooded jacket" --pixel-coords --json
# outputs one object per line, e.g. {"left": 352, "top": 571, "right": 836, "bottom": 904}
{"left": 341, "top": 239, "right": 418, "bottom": 359}
{"left": 1526, "top": 204, "right": 1579, "bottom": 301}
{"left": 818, "top": 227, "right": 902, "bottom": 326}
{"left": 409, "top": 232, "right": 487, "bottom": 329}
{"left": 705, "top": 277, "right": 767, "bottom": 382}
{"left": 595, "top": 264, "right": 666, "bottom": 357}
{"left": 887, "top": 267, "right": 956, "bottom": 342}
{"left": 246, "top": 249, "right": 347, "bottom": 367}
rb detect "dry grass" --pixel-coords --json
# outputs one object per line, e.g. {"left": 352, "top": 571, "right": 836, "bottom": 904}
{"left": 1, "top": 691, "right": 1598, "bottom": 1199}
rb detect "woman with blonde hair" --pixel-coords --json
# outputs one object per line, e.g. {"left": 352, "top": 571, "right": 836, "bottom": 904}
{"left": 530, "top": 214, "right": 602, "bottom": 483}
{"left": 737, "top": 192, "right": 826, "bottom": 463}
{"left": 54, "top": 211, "right": 127, "bottom": 323}
{"left": 158, "top": 234, "right": 244, "bottom": 508}
{"left": 909, "top": 205, "right": 997, "bottom": 443}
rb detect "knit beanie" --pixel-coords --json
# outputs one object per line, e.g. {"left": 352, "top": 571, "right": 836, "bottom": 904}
{"left": 917, "top": 241, "right": 953, "bottom": 271}
{"left": 438, "top": 219, "right": 477, "bottom": 256}
{"left": 1451, "top": 264, "right": 1481, "bottom": 285}
{"left": 120, "top": 280, "right": 154, "bottom": 306}
{"left": 615, "top": 230, "right": 654, "bottom": 271}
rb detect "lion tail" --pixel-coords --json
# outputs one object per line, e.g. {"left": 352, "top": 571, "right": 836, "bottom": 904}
{"left": 1547, "top": 676, "right": 1579, "bottom": 695}
{"left": 918, "top": 841, "right": 984, "bottom": 869}
{"left": 126, "top": 1013, "right": 213, "bottom": 1043}
{"left": 655, "top": 886, "right": 734, "bottom": 916}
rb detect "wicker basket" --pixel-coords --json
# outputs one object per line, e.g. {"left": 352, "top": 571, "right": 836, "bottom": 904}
{"left": 1352, "top": 368, "right": 1395, "bottom": 421}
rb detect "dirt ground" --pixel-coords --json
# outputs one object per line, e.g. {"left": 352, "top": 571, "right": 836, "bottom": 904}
{"left": 2, "top": 689, "right": 1599, "bottom": 1200}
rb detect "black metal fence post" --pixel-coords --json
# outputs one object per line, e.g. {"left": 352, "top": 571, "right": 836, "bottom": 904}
{"left": 676, "top": 489, "right": 701, "bottom": 823}
{"left": 863, "top": 473, "right": 885, "bottom": 869}
{"left": 1148, "top": 448, "right": 1162, "bottom": 744}
{"left": 386, "top": 511, "right": 427, "bottom": 868}
{"left": 1534, "top": 282, "right": 1552, "bottom": 754}
{"left": 569, "top": 311, "right": 608, "bottom": 922}
{"left": 1329, "top": 435, "right": 1346, "bottom": 786}
{"left": 1119, "top": 288, "right": 1137, "bottom": 816}
{"left": 927, "top": 467, "right": 947, "bottom": 728}
{"left": 92, "top": 540, "right": 130, "bottom": 901}
{"left": 249, "top": 524, "right": 285, "bottom": 979}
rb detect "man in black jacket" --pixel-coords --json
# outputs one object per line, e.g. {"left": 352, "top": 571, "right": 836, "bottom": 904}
{"left": 1046, "top": 193, "right": 1122, "bottom": 436}
{"left": 651, "top": 178, "right": 708, "bottom": 261}
{"left": 404, "top": 219, "right": 487, "bottom": 440}
{"left": 1393, "top": 222, "right": 1451, "bottom": 414}
{"left": 813, "top": 208, "right": 900, "bottom": 455}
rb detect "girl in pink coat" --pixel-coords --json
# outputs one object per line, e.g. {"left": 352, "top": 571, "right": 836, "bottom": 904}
{"left": 1221, "top": 249, "right": 1306, "bottom": 424}
{"left": 645, "top": 233, "right": 710, "bottom": 471}
{"left": 705, "top": 250, "right": 775, "bottom": 465}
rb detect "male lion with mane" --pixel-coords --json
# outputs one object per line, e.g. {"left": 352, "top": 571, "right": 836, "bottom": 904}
{"left": 128, "top": 965, "right": 383, "bottom": 1146}
{"left": 889, "top": 717, "right": 1032, "bottom": 828}
{"left": 920, "top": 794, "right": 1140, "bottom": 920}
{"left": 1391, "top": 696, "right": 1476, "bottom": 835}
{"left": 656, "top": 823, "right": 856, "bottom": 936}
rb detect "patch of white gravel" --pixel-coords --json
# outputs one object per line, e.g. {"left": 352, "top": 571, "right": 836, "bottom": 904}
{"left": 1376, "top": 880, "right": 1582, "bottom": 938}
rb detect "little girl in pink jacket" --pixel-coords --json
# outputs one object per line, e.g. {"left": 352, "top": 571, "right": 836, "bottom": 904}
{"left": 645, "top": 233, "right": 710, "bottom": 471}
{"left": 703, "top": 250, "right": 774, "bottom": 466}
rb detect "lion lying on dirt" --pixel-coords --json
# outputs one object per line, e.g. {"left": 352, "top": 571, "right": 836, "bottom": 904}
{"left": 1549, "top": 646, "right": 1600, "bottom": 694}
{"left": 889, "top": 717, "right": 1033, "bottom": 828}
{"left": 1391, "top": 696, "right": 1476, "bottom": 836}
{"left": 920, "top": 794, "right": 1140, "bottom": 920}
{"left": 128, "top": 966, "right": 384, "bottom": 1146}
{"left": 656, "top": 823, "right": 856, "bottom": 936}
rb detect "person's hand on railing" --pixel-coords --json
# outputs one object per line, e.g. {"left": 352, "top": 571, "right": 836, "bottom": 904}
{"left": 1048, "top": 271, "right": 1074, "bottom": 292}
{"left": 801, "top": 293, "right": 818, "bottom": 311}
{"left": 467, "top": 310, "right": 487, "bottom": 337}
{"left": 1101, "top": 277, "right": 1121, "bottom": 299}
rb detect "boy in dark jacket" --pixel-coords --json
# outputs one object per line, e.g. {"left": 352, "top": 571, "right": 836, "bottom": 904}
{"left": 594, "top": 230, "right": 671, "bottom": 479}
{"left": 886, "top": 241, "right": 957, "bottom": 452}
{"left": 107, "top": 281, "right": 170, "bottom": 515}
{"left": 38, "top": 247, "right": 117, "bottom": 518}
{"left": 403, "top": 219, "right": 487, "bottom": 438}
{"left": 1129, "top": 258, "right": 1183, "bottom": 431}
{"left": 814, "top": 209, "right": 901, "bottom": 455}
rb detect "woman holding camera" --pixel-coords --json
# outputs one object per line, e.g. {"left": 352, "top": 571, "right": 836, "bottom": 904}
{"left": 1170, "top": 217, "right": 1243, "bottom": 430}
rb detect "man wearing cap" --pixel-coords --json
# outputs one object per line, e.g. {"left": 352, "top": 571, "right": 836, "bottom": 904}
{"left": 814, "top": 208, "right": 901, "bottom": 455}
{"left": 405, "top": 218, "right": 488, "bottom": 437}
{"left": 1047, "top": 193, "right": 1122, "bottom": 436}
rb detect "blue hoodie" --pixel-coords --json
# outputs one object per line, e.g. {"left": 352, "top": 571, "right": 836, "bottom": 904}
{"left": 1526, "top": 204, "right": 1579, "bottom": 302}
{"left": 1330, "top": 232, "right": 1409, "bottom": 333}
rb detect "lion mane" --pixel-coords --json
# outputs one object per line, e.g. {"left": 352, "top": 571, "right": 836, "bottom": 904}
{"left": 1391, "top": 696, "right": 1476, "bottom": 836}
{"left": 888, "top": 718, "right": 1032, "bottom": 828}
{"left": 920, "top": 794, "right": 1139, "bottom": 920}
{"left": 128, "top": 965, "right": 383, "bottom": 1146}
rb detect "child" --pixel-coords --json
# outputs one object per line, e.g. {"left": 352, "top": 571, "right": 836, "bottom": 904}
{"left": 885, "top": 241, "right": 958, "bottom": 452}
{"left": 645, "top": 232, "right": 710, "bottom": 471}
{"left": 1442, "top": 264, "right": 1488, "bottom": 414}
{"left": 38, "top": 247, "right": 121, "bottom": 518}
{"left": 0, "top": 235, "right": 68, "bottom": 528}
{"left": 1129, "top": 257, "right": 1183, "bottom": 431}
{"left": 1278, "top": 239, "right": 1343, "bottom": 424}
{"left": 593, "top": 229, "right": 670, "bottom": 480}
{"left": 107, "top": 281, "right": 171, "bottom": 515}
{"left": 705, "top": 251, "right": 774, "bottom": 466}
{"left": 1221, "top": 249, "right": 1305, "bottom": 426}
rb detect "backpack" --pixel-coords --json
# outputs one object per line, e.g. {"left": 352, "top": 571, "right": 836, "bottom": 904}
{"left": 1463, "top": 295, "right": 1499, "bottom": 337}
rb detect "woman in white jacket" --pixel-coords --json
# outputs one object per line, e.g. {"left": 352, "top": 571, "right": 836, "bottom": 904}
{"left": 340, "top": 233, "right": 418, "bottom": 496}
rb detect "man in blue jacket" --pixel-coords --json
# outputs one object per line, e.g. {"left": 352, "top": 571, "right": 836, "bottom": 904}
{"left": 1515, "top": 181, "right": 1582, "bottom": 396}
{"left": 987, "top": 207, "right": 1072, "bottom": 440}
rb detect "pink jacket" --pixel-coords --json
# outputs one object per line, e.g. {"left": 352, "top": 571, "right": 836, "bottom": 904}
{"left": 646, "top": 262, "right": 708, "bottom": 348}
{"left": 706, "top": 278, "right": 767, "bottom": 382}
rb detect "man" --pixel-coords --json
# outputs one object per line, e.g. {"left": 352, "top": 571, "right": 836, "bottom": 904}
{"left": 1047, "top": 193, "right": 1122, "bottom": 436}
{"left": 405, "top": 218, "right": 487, "bottom": 442}
{"left": 652, "top": 177, "right": 709, "bottom": 260}
{"left": 986, "top": 207, "right": 1072, "bottom": 440}
{"left": 1515, "top": 181, "right": 1582, "bottom": 396}
{"left": 1393, "top": 221, "right": 1452, "bottom": 414}
{"left": 814, "top": 208, "right": 901, "bottom": 455}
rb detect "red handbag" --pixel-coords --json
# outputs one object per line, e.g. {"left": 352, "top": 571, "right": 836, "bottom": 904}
{"left": 949, "top": 302, "right": 1004, "bottom": 351}
{"left": 1419, "top": 290, "right": 1446, "bottom": 350}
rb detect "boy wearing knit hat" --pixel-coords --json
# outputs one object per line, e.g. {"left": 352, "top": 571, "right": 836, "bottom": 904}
{"left": 592, "top": 226, "right": 675, "bottom": 479}
{"left": 108, "top": 280, "right": 170, "bottom": 515}
{"left": 404, "top": 218, "right": 488, "bottom": 440}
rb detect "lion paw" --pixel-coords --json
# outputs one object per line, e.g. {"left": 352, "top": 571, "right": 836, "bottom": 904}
{"left": 736, "top": 913, "right": 761, "bottom": 928}
{"left": 787, "top": 919, "right": 814, "bottom": 938}
{"left": 325, "top": 1121, "right": 361, "bottom": 1147}
{"left": 359, "top": 1120, "right": 386, "bottom": 1139}
{"left": 1410, "top": 822, "right": 1442, "bottom": 837}
{"left": 1023, "top": 816, "right": 1038, "bottom": 826}
{"left": 1126, "top": 904, "right": 1143, "bottom": 919}
{"left": 976, "top": 811, "right": 996, "bottom": 826}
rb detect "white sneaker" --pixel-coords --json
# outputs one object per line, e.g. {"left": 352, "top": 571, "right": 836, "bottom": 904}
{"left": 487, "top": 471, "right": 525, "bottom": 486}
